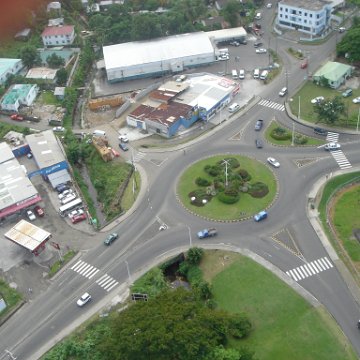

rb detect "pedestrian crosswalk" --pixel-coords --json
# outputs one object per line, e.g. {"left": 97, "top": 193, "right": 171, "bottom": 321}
{"left": 286, "top": 257, "right": 333, "bottom": 282}
{"left": 127, "top": 151, "right": 146, "bottom": 164}
{"left": 70, "top": 260, "right": 119, "bottom": 292}
{"left": 96, "top": 274, "right": 119, "bottom": 292}
{"left": 330, "top": 150, "right": 352, "bottom": 169}
{"left": 71, "top": 260, "right": 100, "bottom": 279}
{"left": 326, "top": 132, "right": 339, "bottom": 142}
{"left": 258, "top": 99, "right": 285, "bottom": 112}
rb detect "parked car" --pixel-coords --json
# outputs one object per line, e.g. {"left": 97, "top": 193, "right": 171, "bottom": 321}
{"left": 352, "top": 97, "right": 360, "bottom": 104}
{"left": 266, "top": 3, "right": 272, "bottom": 8}
{"left": 279, "top": 87, "right": 287, "bottom": 97}
{"left": 53, "top": 126, "right": 65, "bottom": 132}
{"left": 229, "top": 41, "right": 240, "bottom": 46}
{"left": 10, "top": 114, "right": 24, "bottom": 121}
{"left": 253, "top": 42, "right": 263, "bottom": 48}
{"left": 311, "top": 96, "right": 324, "bottom": 104}
{"left": 255, "top": 119, "right": 264, "bottom": 131}
{"left": 58, "top": 189, "right": 73, "bottom": 200}
{"left": 55, "top": 183, "right": 69, "bottom": 193}
{"left": 119, "top": 143, "right": 129, "bottom": 151}
{"left": 255, "top": 48, "right": 267, "bottom": 54}
{"left": 61, "top": 193, "right": 77, "bottom": 205}
{"left": 239, "top": 69, "right": 245, "bottom": 79}
{"left": 68, "top": 208, "right": 84, "bottom": 219}
{"left": 118, "top": 135, "right": 129, "bottom": 143}
{"left": 26, "top": 210, "right": 36, "bottom": 221}
{"left": 338, "top": 27, "right": 346, "bottom": 33}
{"left": 254, "top": 210, "right": 268, "bottom": 222}
{"left": 267, "top": 157, "right": 280, "bottom": 168}
{"left": 313, "top": 127, "right": 327, "bottom": 136}
{"left": 71, "top": 213, "right": 87, "bottom": 224}
{"left": 104, "top": 233, "right": 119, "bottom": 246}
{"left": 34, "top": 205, "right": 45, "bottom": 217}
{"left": 255, "top": 139, "right": 263, "bottom": 148}
{"left": 342, "top": 88, "right": 353, "bottom": 97}
{"left": 324, "top": 142, "right": 341, "bottom": 151}
{"left": 26, "top": 152, "right": 33, "bottom": 159}
{"left": 77, "top": 292, "right": 91, "bottom": 307}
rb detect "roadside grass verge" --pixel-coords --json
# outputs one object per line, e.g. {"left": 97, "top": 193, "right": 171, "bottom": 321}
{"left": 0, "top": 280, "right": 22, "bottom": 322}
{"left": 0, "top": 122, "right": 31, "bottom": 138}
{"left": 289, "top": 81, "right": 360, "bottom": 127}
{"left": 265, "top": 120, "right": 324, "bottom": 146}
{"left": 121, "top": 171, "right": 141, "bottom": 211}
{"left": 48, "top": 250, "right": 76, "bottom": 277}
{"left": 204, "top": 253, "right": 357, "bottom": 360}
{"left": 177, "top": 154, "right": 277, "bottom": 220}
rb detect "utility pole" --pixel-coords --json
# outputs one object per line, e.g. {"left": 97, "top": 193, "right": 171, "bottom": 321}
{"left": 222, "top": 159, "right": 230, "bottom": 187}
{"left": 187, "top": 225, "right": 192, "bottom": 248}
{"left": 285, "top": 69, "right": 290, "bottom": 100}
{"left": 357, "top": 107, "right": 360, "bottom": 132}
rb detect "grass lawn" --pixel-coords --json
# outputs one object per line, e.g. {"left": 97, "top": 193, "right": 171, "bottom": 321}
{"left": 38, "top": 91, "right": 61, "bottom": 106}
{"left": 121, "top": 171, "right": 141, "bottom": 211}
{"left": 202, "top": 252, "right": 357, "bottom": 360}
{"left": 0, "top": 280, "right": 22, "bottom": 322}
{"left": 49, "top": 250, "right": 76, "bottom": 277}
{"left": 265, "top": 120, "right": 324, "bottom": 146}
{"left": 177, "top": 155, "right": 277, "bottom": 220}
{"left": 289, "top": 81, "right": 360, "bottom": 128}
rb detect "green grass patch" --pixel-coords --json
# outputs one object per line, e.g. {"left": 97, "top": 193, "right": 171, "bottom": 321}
{"left": 38, "top": 91, "right": 61, "bottom": 106}
{"left": 265, "top": 120, "right": 324, "bottom": 146}
{"left": 289, "top": 81, "right": 360, "bottom": 128}
{"left": 0, "top": 122, "right": 32, "bottom": 138}
{"left": 209, "top": 255, "right": 357, "bottom": 360}
{"left": 48, "top": 250, "right": 76, "bottom": 277}
{"left": 0, "top": 279, "right": 22, "bottom": 322}
{"left": 177, "top": 155, "right": 277, "bottom": 220}
{"left": 121, "top": 171, "right": 141, "bottom": 211}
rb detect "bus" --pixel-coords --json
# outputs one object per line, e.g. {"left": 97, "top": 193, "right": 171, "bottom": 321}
{"left": 59, "top": 198, "right": 82, "bottom": 217}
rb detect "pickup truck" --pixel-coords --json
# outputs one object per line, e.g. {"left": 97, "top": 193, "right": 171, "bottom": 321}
{"left": 197, "top": 228, "right": 217, "bottom": 239}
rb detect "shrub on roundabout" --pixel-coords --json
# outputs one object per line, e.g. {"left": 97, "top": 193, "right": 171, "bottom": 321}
{"left": 271, "top": 126, "right": 291, "bottom": 140}
{"left": 196, "top": 177, "right": 211, "bottom": 187}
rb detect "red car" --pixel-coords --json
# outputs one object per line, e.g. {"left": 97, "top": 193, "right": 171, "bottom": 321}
{"left": 34, "top": 205, "right": 45, "bottom": 217}
{"left": 71, "top": 213, "right": 87, "bottom": 224}
{"left": 10, "top": 114, "right": 24, "bottom": 121}
{"left": 300, "top": 61, "right": 308, "bottom": 69}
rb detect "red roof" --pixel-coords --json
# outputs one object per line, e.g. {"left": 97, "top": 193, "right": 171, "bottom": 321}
{"left": 41, "top": 25, "right": 74, "bottom": 37}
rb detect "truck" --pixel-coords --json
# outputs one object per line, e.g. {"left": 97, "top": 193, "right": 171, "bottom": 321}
{"left": 197, "top": 228, "right": 217, "bottom": 239}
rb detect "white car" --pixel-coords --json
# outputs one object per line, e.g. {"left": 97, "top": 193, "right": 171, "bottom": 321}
{"left": 53, "top": 126, "right": 65, "bottom": 132}
{"left": 324, "top": 142, "right": 341, "bottom": 151}
{"left": 77, "top": 292, "right": 91, "bottom": 307}
{"left": 352, "top": 97, "right": 360, "bottom": 104}
{"left": 26, "top": 210, "right": 36, "bottom": 221}
{"left": 58, "top": 189, "right": 73, "bottom": 200}
{"left": 256, "top": 48, "right": 267, "bottom": 54}
{"left": 311, "top": 96, "right": 324, "bottom": 104}
{"left": 267, "top": 157, "right": 280, "bottom": 168}
{"left": 118, "top": 135, "right": 129, "bottom": 143}
{"left": 266, "top": 3, "right": 272, "bottom": 8}
{"left": 61, "top": 193, "right": 77, "bottom": 205}
{"left": 68, "top": 208, "right": 84, "bottom": 218}
{"left": 219, "top": 54, "right": 230, "bottom": 61}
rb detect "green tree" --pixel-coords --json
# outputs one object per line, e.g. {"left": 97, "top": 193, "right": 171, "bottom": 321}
{"left": 19, "top": 46, "right": 41, "bottom": 68}
{"left": 223, "top": 0, "right": 240, "bottom": 27}
{"left": 337, "top": 26, "right": 360, "bottom": 61}
{"left": 56, "top": 68, "right": 68, "bottom": 86}
{"left": 47, "top": 53, "right": 65, "bottom": 68}
{"left": 187, "top": 247, "right": 204, "bottom": 265}
{"left": 314, "top": 96, "right": 345, "bottom": 124}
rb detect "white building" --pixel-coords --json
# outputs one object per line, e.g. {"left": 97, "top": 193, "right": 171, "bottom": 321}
{"left": 277, "top": 0, "right": 332, "bottom": 36}
{"left": 0, "top": 58, "right": 23, "bottom": 85}
{"left": 1, "top": 84, "right": 39, "bottom": 112}
{"left": 41, "top": 25, "right": 75, "bottom": 47}
{"left": 102, "top": 32, "right": 216, "bottom": 83}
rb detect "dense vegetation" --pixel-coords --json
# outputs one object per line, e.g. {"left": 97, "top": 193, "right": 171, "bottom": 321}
{"left": 337, "top": 16, "right": 360, "bottom": 62}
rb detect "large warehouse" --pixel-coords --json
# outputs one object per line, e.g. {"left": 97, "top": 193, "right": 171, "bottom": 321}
{"left": 103, "top": 32, "right": 216, "bottom": 83}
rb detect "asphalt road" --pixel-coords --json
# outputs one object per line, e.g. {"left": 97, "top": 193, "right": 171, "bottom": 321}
{"left": 1, "top": 7, "right": 360, "bottom": 360}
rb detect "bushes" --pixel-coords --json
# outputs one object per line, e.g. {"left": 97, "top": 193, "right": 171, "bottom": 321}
{"left": 204, "top": 164, "right": 222, "bottom": 177}
{"left": 271, "top": 126, "right": 291, "bottom": 140}
{"left": 195, "top": 177, "right": 211, "bottom": 187}
{"left": 248, "top": 182, "right": 269, "bottom": 198}
{"left": 218, "top": 191, "right": 240, "bottom": 204}
{"left": 238, "top": 169, "right": 251, "bottom": 181}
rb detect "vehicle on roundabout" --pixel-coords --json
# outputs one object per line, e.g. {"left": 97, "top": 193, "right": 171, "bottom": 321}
{"left": 313, "top": 127, "right": 327, "bottom": 136}
{"left": 255, "top": 139, "right": 263, "bottom": 148}
{"left": 104, "top": 233, "right": 118, "bottom": 246}
{"left": 254, "top": 210, "right": 268, "bottom": 222}
{"left": 197, "top": 228, "right": 217, "bottom": 239}
{"left": 77, "top": 292, "right": 91, "bottom": 307}
{"left": 267, "top": 157, "right": 280, "bottom": 168}
{"left": 254, "top": 119, "right": 263, "bottom": 131}
{"left": 324, "top": 142, "right": 341, "bottom": 151}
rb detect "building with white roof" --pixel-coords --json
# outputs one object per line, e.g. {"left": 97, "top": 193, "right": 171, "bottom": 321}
{"left": 0, "top": 58, "right": 23, "bottom": 85}
{"left": 0, "top": 84, "right": 39, "bottom": 112}
{"left": 41, "top": 25, "right": 75, "bottom": 47}
{"left": 26, "top": 67, "right": 58, "bottom": 81}
{"left": 103, "top": 32, "right": 216, "bottom": 82}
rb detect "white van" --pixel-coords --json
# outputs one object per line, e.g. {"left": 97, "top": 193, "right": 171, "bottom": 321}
{"left": 253, "top": 69, "right": 260, "bottom": 79}
{"left": 260, "top": 70, "right": 268, "bottom": 80}
{"left": 228, "top": 103, "right": 240, "bottom": 113}
{"left": 231, "top": 69, "right": 238, "bottom": 79}
{"left": 255, "top": 12, "right": 262, "bottom": 20}
{"left": 239, "top": 69, "right": 245, "bottom": 79}
{"left": 93, "top": 130, "right": 106, "bottom": 137}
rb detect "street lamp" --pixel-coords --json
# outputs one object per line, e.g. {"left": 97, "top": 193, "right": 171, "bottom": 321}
{"left": 186, "top": 225, "right": 192, "bottom": 248}
{"left": 357, "top": 107, "right": 360, "bottom": 132}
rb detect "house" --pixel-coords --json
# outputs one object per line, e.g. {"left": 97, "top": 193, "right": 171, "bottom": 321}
{"left": 48, "top": 18, "right": 64, "bottom": 27}
{"left": 41, "top": 25, "right": 75, "bottom": 47}
{"left": 1, "top": 84, "right": 39, "bottom": 112}
{"left": 313, "top": 61, "right": 353, "bottom": 89}
{"left": 47, "top": 1, "right": 61, "bottom": 12}
{"left": 201, "top": 16, "right": 228, "bottom": 29}
{"left": 277, "top": 0, "right": 333, "bottom": 36}
{"left": 14, "top": 28, "right": 31, "bottom": 41}
{"left": 0, "top": 58, "right": 23, "bottom": 85}
{"left": 54, "top": 87, "right": 66, "bottom": 100}
{"left": 26, "top": 67, "right": 58, "bottom": 82}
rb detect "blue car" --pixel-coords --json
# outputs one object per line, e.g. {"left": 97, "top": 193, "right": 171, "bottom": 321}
{"left": 254, "top": 210, "right": 267, "bottom": 222}
{"left": 119, "top": 143, "right": 129, "bottom": 151}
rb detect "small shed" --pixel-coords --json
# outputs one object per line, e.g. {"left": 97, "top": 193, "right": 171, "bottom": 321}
{"left": 313, "top": 62, "right": 353, "bottom": 89}
{"left": 54, "top": 87, "right": 66, "bottom": 100}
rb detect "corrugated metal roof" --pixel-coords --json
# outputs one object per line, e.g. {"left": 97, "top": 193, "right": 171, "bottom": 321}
{"left": 103, "top": 32, "right": 214, "bottom": 70}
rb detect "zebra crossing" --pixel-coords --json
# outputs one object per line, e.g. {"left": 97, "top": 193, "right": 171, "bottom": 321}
{"left": 286, "top": 257, "right": 333, "bottom": 282}
{"left": 330, "top": 150, "right": 352, "bottom": 169}
{"left": 326, "top": 132, "right": 339, "bottom": 142}
{"left": 258, "top": 99, "right": 285, "bottom": 112}
{"left": 70, "top": 260, "right": 119, "bottom": 292}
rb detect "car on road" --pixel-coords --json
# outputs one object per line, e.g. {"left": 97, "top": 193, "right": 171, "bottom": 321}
{"left": 104, "top": 233, "right": 119, "bottom": 246}
{"left": 342, "top": 88, "right": 353, "bottom": 97}
{"left": 324, "top": 142, "right": 341, "bottom": 151}
{"left": 253, "top": 42, "right": 263, "bottom": 48}
{"left": 313, "top": 127, "right": 327, "bottom": 136}
{"left": 311, "top": 96, "right": 324, "bottom": 104}
{"left": 77, "top": 292, "right": 91, "bottom": 307}
{"left": 266, "top": 3, "right": 272, "bottom": 8}
{"left": 255, "top": 139, "right": 263, "bottom": 148}
{"left": 26, "top": 210, "right": 36, "bottom": 221}
{"left": 255, "top": 119, "right": 264, "bottom": 131}
{"left": 254, "top": 210, "right": 268, "bottom": 222}
{"left": 10, "top": 114, "right": 24, "bottom": 121}
{"left": 352, "top": 96, "right": 360, "bottom": 104}
{"left": 119, "top": 143, "right": 129, "bottom": 151}
{"left": 279, "top": 87, "right": 287, "bottom": 97}
{"left": 53, "top": 126, "right": 65, "bottom": 132}
{"left": 34, "top": 205, "right": 45, "bottom": 217}
{"left": 118, "top": 135, "right": 129, "bottom": 143}
{"left": 71, "top": 213, "right": 87, "bottom": 224}
{"left": 267, "top": 157, "right": 280, "bottom": 168}
{"left": 255, "top": 48, "right": 267, "bottom": 54}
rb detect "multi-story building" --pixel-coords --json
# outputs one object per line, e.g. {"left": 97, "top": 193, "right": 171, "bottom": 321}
{"left": 41, "top": 25, "right": 75, "bottom": 47}
{"left": 277, "top": 0, "right": 332, "bottom": 36}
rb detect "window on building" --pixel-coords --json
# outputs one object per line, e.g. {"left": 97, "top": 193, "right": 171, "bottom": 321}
{"left": 280, "top": 6, "right": 283, "bottom": 10}
{"left": 285, "top": 8, "right": 288, "bottom": 12}
{"left": 285, "top": 15, "right": 288, "bottom": 19}
{"left": 304, "top": 12, "right": 307, "bottom": 16}
{"left": 304, "top": 19, "right": 307, "bottom": 23}
{"left": 280, "top": 14, "right": 283, "bottom": 18}
{"left": 310, "top": 14, "right": 312, "bottom": 18}
{"left": 299, "top": 11, "right": 302, "bottom": 15}
{"left": 317, "top": 14, "right": 320, "bottom": 18}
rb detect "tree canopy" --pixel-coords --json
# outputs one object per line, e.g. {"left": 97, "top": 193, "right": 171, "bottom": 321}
{"left": 337, "top": 16, "right": 360, "bottom": 61}
{"left": 19, "top": 45, "right": 41, "bottom": 68}
{"left": 314, "top": 96, "right": 345, "bottom": 124}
